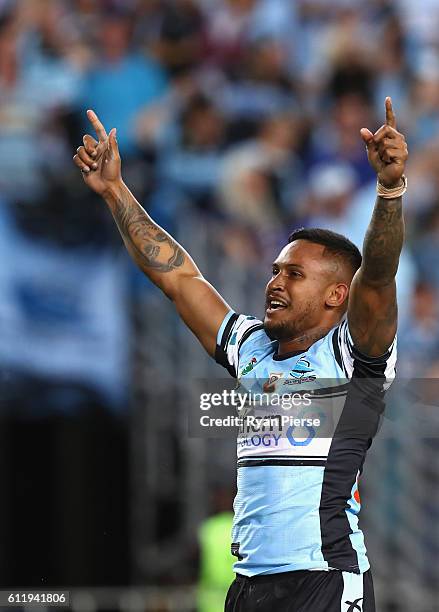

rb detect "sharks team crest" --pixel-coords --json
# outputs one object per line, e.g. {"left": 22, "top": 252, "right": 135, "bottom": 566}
{"left": 286, "top": 357, "right": 316, "bottom": 384}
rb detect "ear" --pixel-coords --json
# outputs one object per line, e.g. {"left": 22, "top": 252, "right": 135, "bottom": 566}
{"left": 325, "top": 283, "right": 349, "bottom": 308}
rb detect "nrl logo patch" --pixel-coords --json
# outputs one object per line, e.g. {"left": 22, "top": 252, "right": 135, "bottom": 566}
{"left": 241, "top": 357, "right": 257, "bottom": 377}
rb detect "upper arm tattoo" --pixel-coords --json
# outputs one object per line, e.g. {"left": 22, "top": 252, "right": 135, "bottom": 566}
{"left": 348, "top": 195, "right": 403, "bottom": 355}
{"left": 362, "top": 195, "right": 404, "bottom": 285}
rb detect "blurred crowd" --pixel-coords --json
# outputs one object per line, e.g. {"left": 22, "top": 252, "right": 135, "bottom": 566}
{"left": 2, "top": 0, "right": 439, "bottom": 412}
{"left": 1, "top": 0, "right": 439, "bottom": 595}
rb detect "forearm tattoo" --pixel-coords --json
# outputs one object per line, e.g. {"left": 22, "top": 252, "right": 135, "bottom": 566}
{"left": 111, "top": 190, "right": 185, "bottom": 274}
{"left": 362, "top": 196, "right": 404, "bottom": 284}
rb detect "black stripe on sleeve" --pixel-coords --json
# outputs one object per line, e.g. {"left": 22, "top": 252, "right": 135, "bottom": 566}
{"left": 344, "top": 321, "right": 394, "bottom": 373}
{"left": 332, "top": 326, "right": 347, "bottom": 374}
{"left": 351, "top": 345, "right": 392, "bottom": 367}
{"left": 343, "top": 323, "right": 354, "bottom": 357}
{"left": 215, "top": 313, "right": 239, "bottom": 377}
{"left": 220, "top": 313, "right": 239, "bottom": 351}
{"left": 237, "top": 323, "right": 264, "bottom": 354}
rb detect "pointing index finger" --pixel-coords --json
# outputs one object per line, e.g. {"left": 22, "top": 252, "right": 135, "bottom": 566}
{"left": 87, "top": 109, "right": 108, "bottom": 142}
{"left": 385, "top": 97, "right": 397, "bottom": 129}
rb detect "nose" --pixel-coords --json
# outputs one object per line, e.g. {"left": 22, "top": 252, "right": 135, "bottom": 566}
{"left": 267, "top": 272, "right": 286, "bottom": 294}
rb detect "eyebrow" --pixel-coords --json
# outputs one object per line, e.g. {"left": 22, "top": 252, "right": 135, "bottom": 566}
{"left": 272, "top": 262, "right": 305, "bottom": 270}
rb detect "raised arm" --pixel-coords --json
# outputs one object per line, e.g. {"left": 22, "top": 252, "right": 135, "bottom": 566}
{"left": 73, "top": 110, "right": 230, "bottom": 356}
{"left": 348, "top": 98, "right": 408, "bottom": 357}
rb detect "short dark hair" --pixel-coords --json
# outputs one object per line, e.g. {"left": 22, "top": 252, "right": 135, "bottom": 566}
{"left": 288, "top": 228, "right": 362, "bottom": 274}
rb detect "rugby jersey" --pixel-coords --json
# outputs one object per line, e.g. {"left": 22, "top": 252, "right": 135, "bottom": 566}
{"left": 215, "top": 311, "right": 396, "bottom": 577}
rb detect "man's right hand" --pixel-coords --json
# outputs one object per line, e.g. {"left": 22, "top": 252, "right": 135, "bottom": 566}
{"left": 73, "top": 110, "right": 122, "bottom": 196}
{"left": 73, "top": 110, "right": 230, "bottom": 359}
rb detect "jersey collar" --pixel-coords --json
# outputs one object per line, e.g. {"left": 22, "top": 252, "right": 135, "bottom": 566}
{"left": 272, "top": 344, "right": 308, "bottom": 361}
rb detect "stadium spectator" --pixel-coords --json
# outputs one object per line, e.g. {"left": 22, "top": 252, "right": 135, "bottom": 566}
{"left": 398, "top": 281, "right": 439, "bottom": 376}
{"left": 80, "top": 9, "right": 168, "bottom": 157}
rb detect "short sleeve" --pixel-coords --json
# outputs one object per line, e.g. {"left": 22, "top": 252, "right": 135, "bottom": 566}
{"left": 215, "top": 312, "right": 264, "bottom": 378}
{"left": 332, "top": 319, "right": 397, "bottom": 380}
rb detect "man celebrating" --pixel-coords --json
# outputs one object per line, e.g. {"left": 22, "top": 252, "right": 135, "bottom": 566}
{"left": 73, "top": 98, "right": 407, "bottom": 611}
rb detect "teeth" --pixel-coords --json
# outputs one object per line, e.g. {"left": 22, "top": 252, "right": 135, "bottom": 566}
{"left": 270, "top": 301, "right": 285, "bottom": 308}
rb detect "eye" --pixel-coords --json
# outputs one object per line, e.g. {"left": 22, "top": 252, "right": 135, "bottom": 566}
{"left": 272, "top": 265, "right": 279, "bottom": 276}
{"left": 290, "top": 271, "right": 302, "bottom": 278}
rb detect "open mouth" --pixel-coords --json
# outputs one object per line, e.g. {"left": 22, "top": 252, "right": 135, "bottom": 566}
{"left": 266, "top": 299, "right": 288, "bottom": 314}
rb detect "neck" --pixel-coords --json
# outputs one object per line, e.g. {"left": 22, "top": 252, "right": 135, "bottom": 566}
{"left": 277, "top": 325, "right": 334, "bottom": 356}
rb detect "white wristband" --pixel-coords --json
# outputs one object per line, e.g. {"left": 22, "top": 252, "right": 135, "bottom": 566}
{"left": 376, "top": 175, "right": 407, "bottom": 199}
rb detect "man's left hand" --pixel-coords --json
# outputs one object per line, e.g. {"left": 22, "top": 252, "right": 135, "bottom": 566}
{"left": 360, "top": 97, "right": 408, "bottom": 188}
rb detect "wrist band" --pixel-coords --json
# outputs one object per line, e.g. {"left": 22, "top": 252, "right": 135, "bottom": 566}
{"left": 376, "top": 174, "right": 407, "bottom": 199}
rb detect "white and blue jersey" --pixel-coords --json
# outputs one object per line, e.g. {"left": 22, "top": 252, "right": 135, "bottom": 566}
{"left": 215, "top": 311, "right": 396, "bottom": 577}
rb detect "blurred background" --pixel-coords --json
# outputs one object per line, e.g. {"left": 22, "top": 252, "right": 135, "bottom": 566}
{"left": 1, "top": 0, "right": 439, "bottom": 610}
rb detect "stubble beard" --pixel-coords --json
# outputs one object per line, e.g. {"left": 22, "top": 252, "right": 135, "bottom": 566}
{"left": 263, "top": 301, "right": 319, "bottom": 342}
{"left": 264, "top": 317, "right": 299, "bottom": 341}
